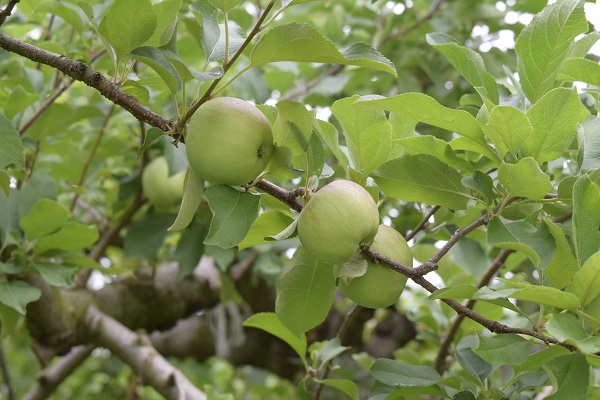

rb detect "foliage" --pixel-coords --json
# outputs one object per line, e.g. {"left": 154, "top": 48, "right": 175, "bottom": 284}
{"left": 1, "top": 0, "right": 600, "bottom": 399}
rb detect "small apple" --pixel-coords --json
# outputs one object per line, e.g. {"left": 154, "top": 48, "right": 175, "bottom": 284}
{"left": 297, "top": 180, "right": 379, "bottom": 264}
{"left": 186, "top": 97, "right": 273, "bottom": 185}
{"left": 142, "top": 156, "right": 186, "bottom": 210}
{"left": 338, "top": 224, "right": 412, "bottom": 308}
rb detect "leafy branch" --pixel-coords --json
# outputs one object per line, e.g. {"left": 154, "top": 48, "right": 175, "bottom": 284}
{"left": 0, "top": 33, "right": 174, "bottom": 132}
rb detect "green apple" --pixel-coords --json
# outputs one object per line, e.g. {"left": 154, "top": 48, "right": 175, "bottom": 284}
{"left": 297, "top": 180, "right": 379, "bottom": 264}
{"left": 142, "top": 156, "right": 186, "bottom": 210}
{"left": 338, "top": 224, "right": 412, "bottom": 308}
{"left": 186, "top": 97, "right": 273, "bottom": 185}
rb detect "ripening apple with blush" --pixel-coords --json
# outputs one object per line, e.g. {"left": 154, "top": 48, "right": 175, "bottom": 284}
{"left": 338, "top": 224, "right": 413, "bottom": 309}
{"left": 297, "top": 180, "right": 380, "bottom": 265}
{"left": 185, "top": 97, "right": 274, "bottom": 186}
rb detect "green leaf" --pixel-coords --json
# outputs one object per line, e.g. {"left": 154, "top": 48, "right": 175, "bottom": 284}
{"left": 544, "top": 352, "right": 589, "bottom": 400}
{"left": 399, "top": 136, "right": 473, "bottom": 172}
{"left": 250, "top": 23, "right": 396, "bottom": 76}
{"left": 19, "top": 199, "right": 69, "bottom": 239}
{"left": 514, "top": 346, "right": 570, "bottom": 374}
{"left": 544, "top": 218, "right": 579, "bottom": 289}
{"left": 337, "top": 253, "right": 368, "bottom": 284}
{"left": 238, "top": 211, "right": 294, "bottom": 250}
{"left": 204, "top": 185, "right": 260, "bottom": 248}
{"left": 487, "top": 217, "right": 555, "bottom": 268}
{"left": 566, "top": 251, "right": 600, "bottom": 307}
{"left": 523, "top": 88, "right": 589, "bottom": 163}
{"left": 0, "top": 113, "right": 24, "bottom": 169}
{"left": 305, "top": 132, "right": 324, "bottom": 177}
{"left": 312, "top": 118, "right": 349, "bottom": 168}
{"left": 473, "top": 334, "right": 531, "bottom": 366}
{"left": 578, "top": 116, "right": 600, "bottom": 171}
{"left": 143, "top": 0, "right": 181, "bottom": 47}
{"left": 0, "top": 280, "right": 42, "bottom": 315}
{"left": 455, "top": 335, "right": 492, "bottom": 383}
{"left": 373, "top": 155, "right": 472, "bottom": 210}
{"left": 175, "top": 219, "right": 210, "bottom": 277}
{"left": 370, "top": 359, "right": 443, "bottom": 387}
{"left": 273, "top": 101, "right": 313, "bottom": 165}
{"left": 546, "top": 312, "right": 586, "bottom": 342}
{"left": 124, "top": 213, "right": 173, "bottom": 260}
{"left": 481, "top": 106, "right": 531, "bottom": 159}
{"left": 461, "top": 170, "right": 495, "bottom": 204}
{"left": 314, "top": 338, "right": 349, "bottom": 368}
{"left": 0, "top": 171, "right": 8, "bottom": 197}
{"left": 515, "top": 0, "right": 588, "bottom": 102}
{"left": 207, "top": 0, "right": 243, "bottom": 11}
{"left": 130, "top": 47, "right": 182, "bottom": 94}
{"left": 168, "top": 169, "right": 205, "bottom": 231}
{"left": 32, "top": 262, "right": 78, "bottom": 287}
{"left": 498, "top": 157, "right": 552, "bottom": 200}
{"left": 493, "top": 279, "right": 580, "bottom": 311}
{"left": 572, "top": 175, "right": 600, "bottom": 265}
{"left": 558, "top": 57, "right": 600, "bottom": 87}
{"left": 18, "top": 169, "right": 57, "bottom": 218}
{"left": 0, "top": 190, "right": 19, "bottom": 246}
{"left": 35, "top": 1, "right": 84, "bottom": 33}
{"left": 243, "top": 312, "right": 307, "bottom": 362}
{"left": 427, "top": 32, "right": 498, "bottom": 103}
{"left": 313, "top": 379, "right": 359, "bottom": 400}
{"left": 431, "top": 285, "right": 526, "bottom": 316}
{"left": 137, "top": 127, "right": 167, "bottom": 158}
{"left": 0, "top": 303, "right": 21, "bottom": 338}
{"left": 275, "top": 247, "right": 336, "bottom": 336}
{"left": 34, "top": 222, "right": 99, "bottom": 254}
{"left": 330, "top": 95, "right": 391, "bottom": 176}
{"left": 101, "top": 0, "right": 158, "bottom": 60}
{"left": 4, "top": 85, "right": 39, "bottom": 120}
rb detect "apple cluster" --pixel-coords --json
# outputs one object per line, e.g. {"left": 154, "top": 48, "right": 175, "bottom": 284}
{"left": 297, "top": 180, "right": 413, "bottom": 308}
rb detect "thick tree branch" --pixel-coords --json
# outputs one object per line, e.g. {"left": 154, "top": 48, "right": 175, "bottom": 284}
{"left": 84, "top": 306, "right": 206, "bottom": 400}
{"left": 23, "top": 346, "right": 94, "bottom": 400}
{"left": 0, "top": 33, "right": 174, "bottom": 132}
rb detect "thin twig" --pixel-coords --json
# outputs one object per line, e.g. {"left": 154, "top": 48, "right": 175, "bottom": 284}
{"left": 253, "top": 180, "right": 304, "bottom": 212}
{"left": 405, "top": 205, "right": 440, "bottom": 241}
{"left": 0, "top": 0, "right": 19, "bottom": 27}
{"left": 23, "top": 346, "right": 94, "bottom": 400}
{"left": 70, "top": 104, "right": 116, "bottom": 211}
{"left": 382, "top": 0, "right": 446, "bottom": 44}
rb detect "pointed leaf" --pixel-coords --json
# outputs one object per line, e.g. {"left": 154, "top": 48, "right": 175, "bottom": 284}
{"left": 515, "top": 0, "right": 588, "bottom": 102}
{"left": 0, "top": 113, "right": 24, "bottom": 169}
{"left": 250, "top": 23, "right": 396, "bottom": 76}
{"left": 243, "top": 312, "right": 307, "bottom": 361}
{"left": 474, "top": 334, "right": 531, "bottom": 366}
{"left": 427, "top": 32, "right": 498, "bottom": 103}
{"left": 0, "top": 280, "right": 41, "bottom": 315}
{"left": 566, "top": 251, "right": 600, "bottom": 307}
{"left": 370, "top": 359, "right": 443, "bottom": 387}
{"left": 331, "top": 95, "right": 391, "bottom": 176}
{"left": 482, "top": 105, "right": 532, "bottom": 158}
{"left": 204, "top": 185, "right": 260, "bottom": 248}
{"left": 572, "top": 175, "right": 600, "bottom": 265}
{"left": 19, "top": 199, "right": 69, "bottom": 239}
{"left": 313, "top": 379, "right": 359, "bottom": 400}
{"left": 579, "top": 116, "right": 600, "bottom": 171}
{"left": 275, "top": 247, "right": 336, "bottom": 336}
{"left": 558, "top": 57, "right": 600, "bottom": 87}
{"left": 373, "top": 155, "right": 472, "bottom": 210}
{"left": 523, "top": 88, "right": 589, "bottom": 163}
{"left": 544, "top": 352, "right": 589, "bottom": 400}
{"left": 168, "top": 169, "right": 205, "bottom": 231}
{"left": 498, "top": 157, "right": 552, "bottom": 200}
{"left": 399, "top": 136, "right": 473, "bottom": 172}
{"left": 101, "top": 0, "right": 157, "bottom": 59}
{"left": 143, "top": 0, "right": 181, "bottom": 47}
{"left": 357, "top": 93, "right": 498, "bottom": 162}
{"left": 130, "top": 47, "right": 182, "bottom": 94}
{"left": 34, "top": 222, "right": 99, "bottom": 254}
{"left": 238, "top": 210, "right": 294, "bottom": 250}
{"left": 494, "top": 279, "right": 580, "bottom": 310}
{"left": 544, "top": 218, "right": 579, "bottom": 289}
{"left": 32, "top": 262, "right": 78, "bottom": 287}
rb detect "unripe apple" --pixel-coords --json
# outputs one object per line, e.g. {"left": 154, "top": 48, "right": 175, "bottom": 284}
{"left": 186, "top": 97, "right": 273, "bottom": 185}
{"left": 297, "top": 180, "right": 379, "bottom": 264}
{"left": 338, "top": 224, "right": 412, "bottom": 308}
{"left": 142, "top": 156, "right": 186, "bottom": 210}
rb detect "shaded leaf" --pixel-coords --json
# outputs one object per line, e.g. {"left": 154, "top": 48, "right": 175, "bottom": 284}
{"left": 0, "top": 113, "right": 24, "bottom": 169}
{"left": 168, "top": 169, "right": 205, "bottom": 231}
{"left": 0, "top": 280, "right": 41, "bottom": 315}
{"left": 474, "top": 334, "right": 531, "bottom": 366}
{"left": 572, "top": 175, "right": 600, "bottom": 265}
{"left": 243, "top": 312, "right": 307, "bottom": 362}
{"left": 370, "top": 359, "right": 443, "bottom": 387}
